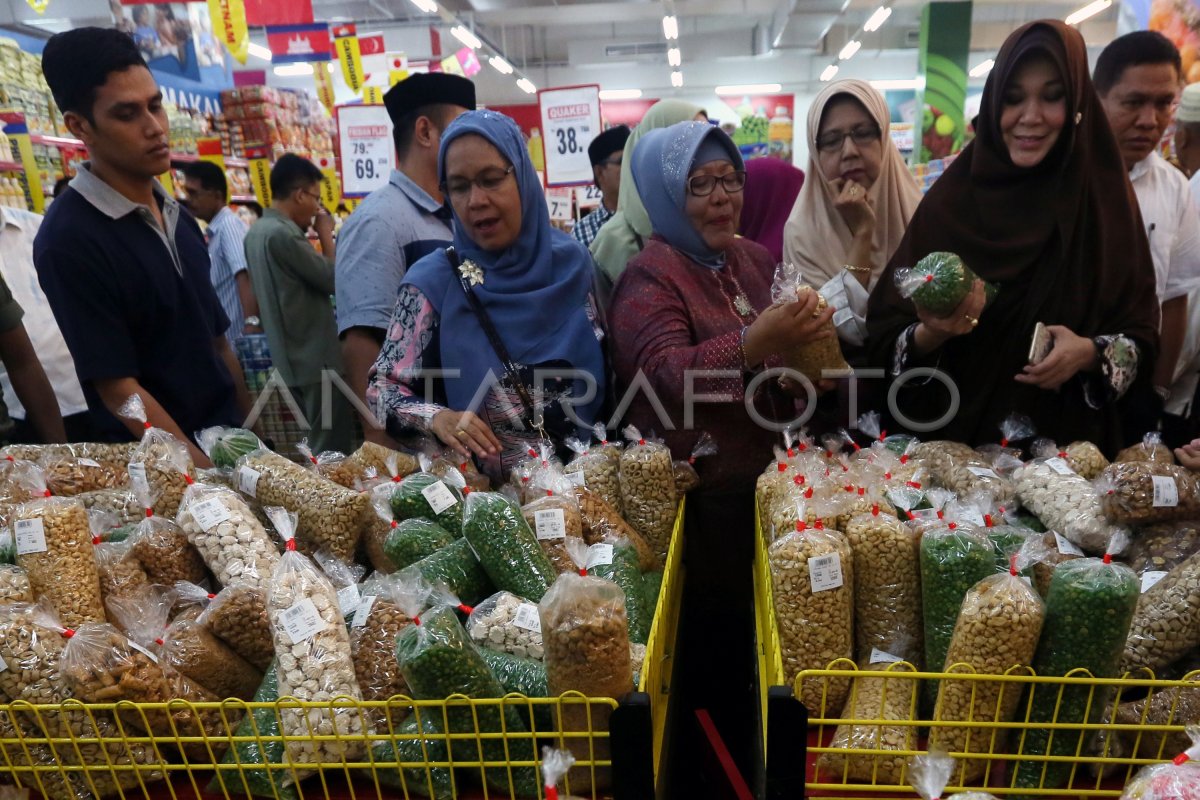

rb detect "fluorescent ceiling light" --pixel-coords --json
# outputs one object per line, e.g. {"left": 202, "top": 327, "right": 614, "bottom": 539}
{"left": 1065, "top": 0, "right": 1111, "bottom": 25}
{"left": 671, "top": 70, "right": 683, "bottom": 87}
{"left": 273, "top": 63, "right": 314, "bottom": 76}
{"left": 409, "top": 0, "right": 438, "bottom": 11}
{"left": 969, "top": 58, "right": 995, "bottom": 78}
{"left": 820, "top": 64, "right": 839, "bottom": 82}
{"left": 870, "top": 79, "right": 920, "bottom": 90}
{"left": 450, "top": 25, "right": 482, "bottom": 49}
{"left": 599, "top": 88, "right": 643, "bottom": 100}
{"left": 838, "top": 39, "right": 861, "bottom": 60}
{"left": 667, "top": 47, "right": 681, "bottom": 67}
{"left": 863, "top": 6, "right": 892, "bottom": 32}
{"left": 247, "top": 42, "right": 272, "bottom": 61}
{"left": 662, "top": 15, "right": 679, "bottom": 40}
{"left": 488, "top": 55, "right": 513, "bottom": 74}
{"left": 715, "top": 83, "right": 781, "bottom": 95}
{"left": 517, "top": 77, "right": 537, "bottom": 94}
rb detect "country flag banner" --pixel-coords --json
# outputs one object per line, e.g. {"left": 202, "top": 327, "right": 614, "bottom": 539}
{"left": 266, "top": 23, "right": 331, "bottom": 63}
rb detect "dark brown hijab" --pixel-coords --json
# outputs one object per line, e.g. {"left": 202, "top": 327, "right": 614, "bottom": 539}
{"left": 865, "top": 20, "right": 1159, "bottom": 453}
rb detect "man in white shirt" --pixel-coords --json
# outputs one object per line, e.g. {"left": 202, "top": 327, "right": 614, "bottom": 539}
{"left": 1164, "top": 83, "right": 1200, "bottom": 444}
{"left": 0, "top": 205, "right": 89, "bottom": 441}
{"left": 1097, "top": 31, "right": 1200, "bottom": 441}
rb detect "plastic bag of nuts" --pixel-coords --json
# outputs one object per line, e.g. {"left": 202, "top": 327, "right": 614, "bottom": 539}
{"left": 176, "top": 481, "right": 280, "bottom": 590}
{"left": 1120, "top": 544, "right": 1200, "bottom": 674}
{"left": 522, "top": 473, "right": 586, "bottom": 576}
{"left": 266, "top": 507, "right": 366, "bottom": 764}
{"left": 572, "top": 486, "right": 657, "bottom": 571}
{"left": 76, "top": 488, "right": 142, "bottom": 526}
{"left": 909, "top": 752, "right": 1000, "bottom": 800}
{"left": 845, "top": 507, "right": 922, "bottom": 665}
{"left": 344, "top": 441, "right": 419, "bottom": 487}
{"left": 929, "top": 562, "right": 1045, "bottom": 784}
{"left": 1129, "top": 521, "right": 1200, "bottom": 576}
{"left": 770, "top": 264, "right": 852, "bottom": 383}
{"left": 1014, "top": 456, "right": 1127, "bottom": 554}
{"left": 1120, "top": 727, "right": 1200, "bottom": 800}
{"left": 12, "top": 468, "right": 105, "bottom": 628}
{"left": 235, "top": 449, "right": 370, "bottom": 562}
{"left": 1031, "top": 437, "right": 1110, "bottom": 481}
{"left": 127, "top": 483, "right": 207, "bottom": 586}
{"left": 816, "top": 661, "right": 920, "bottom": 784}
{"left": 911, "top": 440, "right": 1016, "bottom": 505}
{"left": 468, "top": 589, "right": 545, "bottom": 661}
{"left": 0, "top": 563, "right": 30, "bottom": 604}
{"left": 1116, "top": 431, "right": 1176, "bottom": 465}
{"left": 120, "top": 394, "right": 196, "bottom": 518}
{"left": 95, "top": 539, "right": 150, "bottom": 605}
{"left": 462, "top": 491, "right": 556, "bottom": 602}
{"left": 360, "top": 454, "right": 417, "bottom": 573}
{"left": 1100, "top": 462, "right": 1200, "bottom": 526}
{"left": 769, "top": 508, "right": 855, "bottom": 715}
{"left": 39, "top": 450, "right": 126, "bottom": 497}
{"left": 564, "top": 424, "right": 623, "bottom": 514}
{"left": 1, "top": 443, "right": 138, "bottom": 476}
{"left": 349, "top": 573, "right": 413, "bottom": 732}
{"left": 619, "top": 426, "right": 679, "bottom": 561}
{"left": 672, "top": 432, "right": 718, "bottom": 496}
{"left": 314, "top": 548, "right": 368, "bottom": 621}
{"left": 575, "top": 535, "right": 652, "bottom": 646}
{"left": 198, "top": 582, "right": 274, "bottom": 672}
{"left": 539, "top": 562, "right": 634, "bottom": 792}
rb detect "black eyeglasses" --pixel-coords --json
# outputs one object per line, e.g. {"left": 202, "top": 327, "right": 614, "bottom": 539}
{"left": 816, "top": 125, "right": 883, "bottom": 153}
{"left": 442, "top": 166, "right": 516, "bottom": 199}
{"left": 598, "top": 156, "right": 622, "bottom": 168}
{"left": 687, "top": 170, "right": 747, "bottom": 197}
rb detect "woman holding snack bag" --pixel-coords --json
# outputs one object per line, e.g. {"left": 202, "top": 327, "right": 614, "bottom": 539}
{"left": 866, "top": 21, "right": 1160, "bottom": 453}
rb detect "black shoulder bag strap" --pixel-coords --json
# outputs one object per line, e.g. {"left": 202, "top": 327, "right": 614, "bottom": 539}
{"left": 445, "top": 246, "right": 541, "bottom": 430}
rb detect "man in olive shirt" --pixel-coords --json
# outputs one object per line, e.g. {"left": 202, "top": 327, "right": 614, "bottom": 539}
{"left": 243, "top": 154, "right": 353, "bottom": 452}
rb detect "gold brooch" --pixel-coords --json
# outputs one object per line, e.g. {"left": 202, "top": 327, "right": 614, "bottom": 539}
{"left": 458, "top": 259, "right": 484, "bottom": 287}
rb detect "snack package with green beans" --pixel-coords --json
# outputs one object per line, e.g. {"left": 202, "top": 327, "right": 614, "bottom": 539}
{"left": 196, "top": 426, "right": 266, "bottom": 470}
{"left": 461, "top": 492, "right": 556, "bottom": 602}
{"left": 0, "top": 527, "right": 12, "bottom": 564}
{"left": 207, "top": 663, "right": 304, "bottom": 800}
{"left": 390, "top": 471, "right": 466, "bottom": 531}
{"left": 919, "top": 523, "right": 996, "bottom": 708}
{"left": 986, "top": 525, "right": 1031, "bottom": 574}
{"left": 642, "top": 570, "right": 664, "bottom": 613}
{"left": 385, "top": 518, "right": 458, "bottom": 572}
{"left": 403, "top": 540, "right": 494, "bottom": 606}
{"left": 370, "top": 712, "right": 455, "bottom": 800}
{"left": 477, "top": 646, "right": 554, "bottom": 732}
{"left": 579, "top": 537, "right": 651, "bottom": 645}
{"left": 1012, "top": 538, "right": 1139, "bottom": 794}
{"left": 394, "top": 604, "right": 540, "bottom": 797}
{"left": 895, "top": 251, "right": 998, "bottom": 317}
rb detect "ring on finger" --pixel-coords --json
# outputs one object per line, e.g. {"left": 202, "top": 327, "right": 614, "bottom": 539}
{"left": 963, "top": 314, "right": 979, "bottom": 328}
{"left": 455, "top": 429, "right": 469, "bottom": 438}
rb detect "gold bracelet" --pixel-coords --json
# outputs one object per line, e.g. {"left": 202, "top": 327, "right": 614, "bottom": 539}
{"left": 843, "top": 264, "right": 871, "bottom": 275}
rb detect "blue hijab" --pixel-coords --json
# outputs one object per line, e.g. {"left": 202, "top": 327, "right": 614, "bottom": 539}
{"left": 402, "top": 109, "right": 605, "bottom": 427}
{"left": 631, "top": 121, "right": 745, "bottom": 269}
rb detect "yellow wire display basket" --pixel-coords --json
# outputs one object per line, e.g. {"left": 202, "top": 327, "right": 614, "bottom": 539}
{"left": 752, "top": 505, "right": 1200, "bottom": 799}
{"left": 0, "top": 502, "right": 685, "bottom": 800}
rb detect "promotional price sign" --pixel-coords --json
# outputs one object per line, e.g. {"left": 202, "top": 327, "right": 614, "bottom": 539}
{"left": 545, "top": 187, "right": 573, "bottom": 222}
{"left": 332, "top": 23, "right": 365, "bottom": 92}
{"left": 335, "top": 105, "right": 393, "bottom": 197}
{"left": 537, "top": 84, "right": 601, "bottom": 187}
{"left": 247, "top": 146, "right": 272, "bottom": 206}
{"left": 575, "top": 184, "right": 602, "bottom": 209}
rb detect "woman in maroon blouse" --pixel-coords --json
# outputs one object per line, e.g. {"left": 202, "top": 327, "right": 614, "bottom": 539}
{"left": 608, "top": 120, "right": 833, "bottom": 788}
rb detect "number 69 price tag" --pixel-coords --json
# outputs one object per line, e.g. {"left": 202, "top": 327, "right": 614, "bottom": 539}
{"left": 337, "top": 105, "right": 395, "bottom": 196}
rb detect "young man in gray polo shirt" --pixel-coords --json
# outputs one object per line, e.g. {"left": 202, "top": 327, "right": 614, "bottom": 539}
{"left": 335, "top": 72, "right": 475, "bottom": 445}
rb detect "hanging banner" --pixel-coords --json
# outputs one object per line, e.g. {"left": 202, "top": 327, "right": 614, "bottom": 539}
{"left": 335, "top": 104, "right": 394, "bottom": 197}
{"left": 912, "top": 1, "right": 972, "bottom": 165}
{"left": 27, "top": 0, "right": 48, "bottom": 14}
{"left": 315, "top": 155, "right": 341, "bottom": 213}
{"left": 247, "top": 147, "right": 272, "bottom": 206}
{"left": 439, "top": 52, "right": 465, "bottom": 77}
{"left": 363, "top": 86, "right": 384, "bottom": 104}
{"left": 388, "top": 53, "right": 409, "bottom": 86}
{"left": 266, "top": 23, "right": 331, "bottom": 63}
{"left": 359, "top": 31, "right": 386, "bottom": 83}
{"left": 245, "top": 0, "right": 311, "bottom": 26}
{"left": 313, "top": 64, "right": 336, "bottom": 115}
{"left": 332, "top": 23, "right": 365, "bottom": 92}
{"left": 538, "top": 84, "right": 602, "bottom": 186}
{"left": 207, "top": 0, "right": 248, "bottom": 63}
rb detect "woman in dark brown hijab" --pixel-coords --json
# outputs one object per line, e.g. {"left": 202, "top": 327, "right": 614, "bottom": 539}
{"left": 865, "top": 20, "right": 1160, "bottom": 454}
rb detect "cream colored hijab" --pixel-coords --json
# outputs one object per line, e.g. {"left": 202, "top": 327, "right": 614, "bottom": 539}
{"left": 783, "top": 79, "right": 922, "bottom": 289}
{"left": 590, "top": 99, "right": 704, "bottom": 285}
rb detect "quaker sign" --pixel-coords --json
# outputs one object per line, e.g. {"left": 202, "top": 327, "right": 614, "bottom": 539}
{"left": 538, "top": 84, "right": 601, "bottom": 187}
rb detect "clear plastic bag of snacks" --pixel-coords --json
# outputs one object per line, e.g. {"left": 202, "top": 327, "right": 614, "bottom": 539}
{"left": 120, "top": 393, "right": 196, "bottom": 518}
{"left": 176, "top": 481, "right": 280, "bottom": 590}
{"left": 564, "top": 423, "right": 623, "bottom": 514}
{"left": 894, "top": 251, "right": 998, "bottom": 317}
{"left": 1117, "top": 431, "right": 1176, "bottom": 465}
{"left": 1121, "top": 726, "right": 1200, "bottom": 800}
{"left": 771, "top": 262, "right": 852, "bottom": 382}
{"left": 619, "top": 426, "right": 678, "bottom": 560}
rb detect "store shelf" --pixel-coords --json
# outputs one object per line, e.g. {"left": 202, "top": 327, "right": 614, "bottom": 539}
{"left": 231, "top": 195, "right": 257, "bottom": 203}
{"left": 29, "top": 133, "right": 83, "bottom": 148}
{"left": 0, "top": 160, "right": 23, "bottom": 171}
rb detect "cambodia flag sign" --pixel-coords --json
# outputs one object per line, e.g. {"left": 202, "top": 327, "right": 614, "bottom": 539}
{"left": 266, "top": 23, "right": 331, "bottom": 63}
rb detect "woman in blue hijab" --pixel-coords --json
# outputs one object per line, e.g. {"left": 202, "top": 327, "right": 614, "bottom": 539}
{"left": 366, "top": 110, "right": 606, "bottom": 481}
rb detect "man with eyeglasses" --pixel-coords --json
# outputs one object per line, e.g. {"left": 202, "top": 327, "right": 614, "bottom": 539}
{"left": 244, "top": 153, "right": 353, "bottom": 452}
{"left": 572, "top": 124, "right": 630, "bottom": 250}
{"left": 1097, "top": 31, "right": 1200, "bottom": 444}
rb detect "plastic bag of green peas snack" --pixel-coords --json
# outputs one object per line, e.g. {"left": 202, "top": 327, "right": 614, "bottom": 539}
{"left": 394, "top": 598, "right": 540, "bottom": 797}
{"left": 895, "top": 251, "right": 998, "bottom": 317}
{"left": 196, "top": 427, "right": 266, "bottom": 470}
{"left": 369, "top": 711, "right": 454, "bottom": 800}
{"left": 1012, "top": 534, "right": 1139, "bottom": 794}
{"left": 390, "top": 469, "right": 466, "bottom": 531}
{"left": 461, "top": 492, "right": 556, "bottom": 602}
{"left": 477, "top": 646, "right": 554, "bottom": 732}
{"left": 642, "top": 570, "right": 664, "bottom": 613}
{"left": 385, "top": 518, "right": 458, "bottom": 572}
{"left": 207, "top": 663, "right": 305, "bottom": 800}
{"left": 404, "top": 539, "right": 494, "bottom": 606}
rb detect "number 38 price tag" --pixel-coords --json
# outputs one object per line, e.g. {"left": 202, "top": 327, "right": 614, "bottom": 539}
{"left": 538, "top": 85, "right": 602, "bottom": 187}
{"left": 337, "top": 105, "right": 395, "bottom": 196}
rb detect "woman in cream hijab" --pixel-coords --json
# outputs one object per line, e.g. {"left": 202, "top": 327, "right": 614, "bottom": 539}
{"left": 783, "top": 79, "right": 922, "bottom": 350}
{"left": 590, "top": 99, "right": 705, "bottom": 296}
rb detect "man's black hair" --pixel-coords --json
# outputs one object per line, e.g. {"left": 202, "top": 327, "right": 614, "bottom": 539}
{"left": 393, "top": 103, "right": 458, "bottom": 161}
{"left": 181, "top": 160, "right": 227, "bottom": 197}
{"left": 42, "top": 27, "right": 148, "bottom": 123}
{"left": 269, "top": 153, "right": 324, "bottom": 200}
{"left": 1094, "top": 30, "right": 1182, "bottom": 95}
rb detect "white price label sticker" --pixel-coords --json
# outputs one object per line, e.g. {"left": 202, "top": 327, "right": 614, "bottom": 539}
{"left": 546, "top": 187, "right": 573, "bottom": 222}
{"left": 869, "top": 648, "right": 903, "bottom": 665}
{"left": 962, "top": 510, "right": 986, "bottom": 527}
{"left": 127, "top": 462, "right": 149, "bottom": 495}
{"left": 190, "top": 498, "right": 232, "bottom": 532}
{"left": 539, "top": 85, "right": 603, "bottom": 186}
{"left": 14, "top": 519, "right": 46, "bottom": 555}
{"left": 809, "top": 552, "right": 844, "bottom": 592}
{"left": 337, "top": 104, "right": 396, "bottom": 196}
{"left": 966, "top": 466, "right": 1000, "bottom": 480}
{"left": 1141, "top": 570, "right": 1169, "bottom": 593}
{"left": 337, "top": 585, "right": 361, "bottom": 615}
{"left": 586, "top": 543, "right": 614, "bottom": 570}
{"left": 909, "top": 509, "right": 940, "bottom": 522}
{"left": 238, "top": 466, "right": 261, "bottom": 498}
{"left": 352, "top": 595, "right": 377, "bottom": 628}
{"left": 421, "top": 481, "right": 458, "bottom": 515}
{"left": 77, "top": 458, "right": 102, "bottom": 469}
{"left": 574, "top": 184, "right": 603, "bottom": 208}
{"left": 281, "top": 597, "right": 328, "bottom": 643}
{"left": 535, "top": 509, "right": 567, "bottom": 540}
{"left": 127, "top": 640, "right": 159, "bottom": 664}
{"left": 564, "top": 471, "right": 586, "bottom": 488}
{"left": 1053, "top": 532, "right": 1085, "bottom": 557}
{"left": 1045, "top": 457, "right": 1076, "bottom": 476}
{"left": 513, "top": 603, "right": 542, "bottom": 633}
{"left": 1153, "top": 476, "right": 1179, "bottom": 508}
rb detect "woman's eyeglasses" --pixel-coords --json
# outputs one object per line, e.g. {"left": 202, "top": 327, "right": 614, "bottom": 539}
{"left": 443, "top": 166, "right": 516, "bottom": 200}
{"left": 687, "top": 170, "right": 747, "bottom": 197}
{"left": 815, "top": 125, "right": 882, "bottom": 153}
